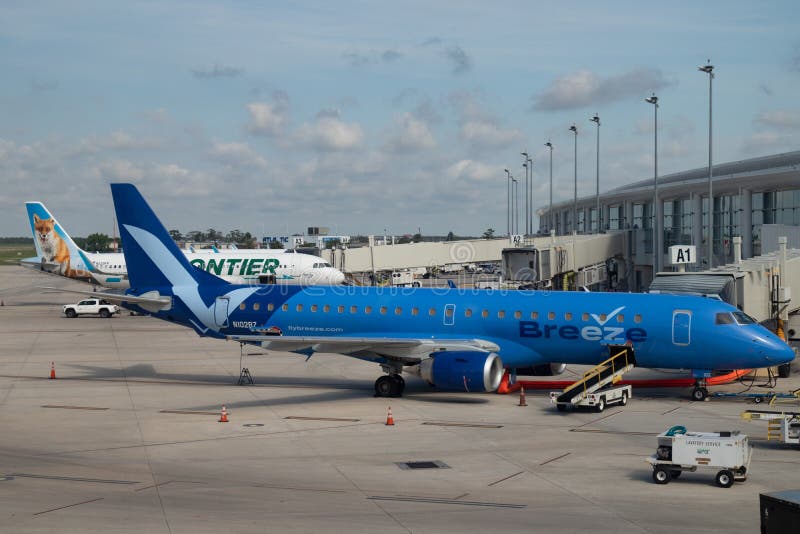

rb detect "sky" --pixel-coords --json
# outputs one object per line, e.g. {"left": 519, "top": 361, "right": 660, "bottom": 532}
{"left": 1, "top": 1, "right": 798, "bottom": 239}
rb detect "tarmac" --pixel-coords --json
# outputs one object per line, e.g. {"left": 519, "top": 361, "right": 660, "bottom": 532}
{"left": 1, "top": 265, "right": 798, "bottom": 533}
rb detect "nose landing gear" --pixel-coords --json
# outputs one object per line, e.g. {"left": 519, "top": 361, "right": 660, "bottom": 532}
{"left": 691, "top": 379, "right": 709, "bottom": 401}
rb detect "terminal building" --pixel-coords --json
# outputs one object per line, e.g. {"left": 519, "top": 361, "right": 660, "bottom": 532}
{"left": 537, "top": 150, "right": 800, "bottom": 287}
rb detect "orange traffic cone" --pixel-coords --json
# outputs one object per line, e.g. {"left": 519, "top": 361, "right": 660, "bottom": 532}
{"left": 385, "top": 406, "right": 395, "bottom": 426}
{"left": 49, "top": 361, "right": 56, "bottom": 380}
{"left": 518, "top": 385, "right": 527, "bottom": 407}
{"left": 218, "top": 405, "right": 229, "bottom": 423}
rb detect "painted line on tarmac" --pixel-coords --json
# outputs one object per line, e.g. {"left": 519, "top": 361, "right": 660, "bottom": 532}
{"left": 42, "top": 405, "right": 109, "bottom": 411}
{"left": 9, "top": 473, "right": 139, "bottom": 484}
{"left": 422, "top": 421, "right": 503, "bottom": 429}
{"left": 569, "top": 428, "right": 655, "bottom": 436}
{"left": 487, "top": 471, "right": 525, "bottom": 486}
{"left": 285, "top": 416, "right": 360, "bottom": 422}
{"left": 572, "top": 410, "right": 622, "bottom": 428}
{"left": 159, "top": 410, "right": 219, "bottom": 415}
{"left": 539, "top": 452, "right": 572, "bottom": 466}
{"left": 135, "top": 481, "right": 174, "bottom": 492}
{"left": 367, "top": 496, "right": 526, "bottom": 509}
{"left": 34, "top": 497, "right": 104, "bottom": 516}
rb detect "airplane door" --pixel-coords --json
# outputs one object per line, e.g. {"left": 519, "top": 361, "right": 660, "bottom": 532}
{"left": 443, "top": 304, "right": 456, "bottom": 326}
{"left": 214, "top": 297, "right": 230, "bottom": 328}
{"left": 672, "top": 310, "right": 691, "bottom": 346}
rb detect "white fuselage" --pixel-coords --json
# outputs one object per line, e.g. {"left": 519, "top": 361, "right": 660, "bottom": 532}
{"left": 87, "top": 250, "right": 344, "bottom": 288}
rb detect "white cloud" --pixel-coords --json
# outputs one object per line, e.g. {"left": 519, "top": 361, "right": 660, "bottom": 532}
{"left": 210, "top": 141, "right": 267, "bottom": 169}
{"left": 754, "top": 110, "right": 800, "bottom": 130}
{"left": 533, "top": 68, "right": 672, "bottom": 111}
{"left": 445, "top": 159, "right": 497, "bottom": 182}
{"left": 460, "top": 120, "right": 523, "bottom": 149}
{"left": 76, "top": 131, "right": 167, "bottom": 154}
{"left": 247, "top": 99, "right": 289, "bottom": 137}
{"left": 94, "top": 159, "right": 145, "bottom": 181}
{"left": 449, "top": 91, "right": 524, "bottom": 150}
{"left": 295, "top": 110, "right": 363, "bottom": 151}
{"left": 385, "top": 112, "right": 436, "bottom": 153}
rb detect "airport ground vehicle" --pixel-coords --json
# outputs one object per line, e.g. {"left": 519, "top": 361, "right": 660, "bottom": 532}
{"left": 550, "top": 384, "right": 631, "bottom": 412}
{"left": 390, "top": 271, "right": 420, "bottom": 287}
{"left": 646, "top": 426, "right": 751, "bottom": 487}
{"left": 741, "top": 410, "right": 800, "bottom": 447}
{"left": 550, "top": 346, "right": 634, "bottom": 412}
{"left": 63, "top": 299, "right": 119, "bottom": 318}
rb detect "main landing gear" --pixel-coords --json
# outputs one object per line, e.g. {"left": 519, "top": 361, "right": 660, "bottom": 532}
{"left": 375, "top": 374, "right": 405, "bottom": 397}
{"left": 375, "top": 363, "right": 405, "bottom": 397}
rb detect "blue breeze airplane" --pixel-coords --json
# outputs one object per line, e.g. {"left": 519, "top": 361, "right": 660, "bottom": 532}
{"left": 67, "top": 183, "right": 795, "bottom": 398}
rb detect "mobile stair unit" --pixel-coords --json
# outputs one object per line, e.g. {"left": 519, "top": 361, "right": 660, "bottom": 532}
{"left": 741, "top": 410, "right": 800, "bottom": 447}
{"left": 646, "top": 426, "right": 751, "bottom": 488}
{"left": 550, "top": 345, "right": 635, "bottom": 412}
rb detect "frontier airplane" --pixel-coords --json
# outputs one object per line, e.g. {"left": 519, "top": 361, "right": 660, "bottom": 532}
{"left": 53, "top": 184, "right": 796, "bottom": 398}
{"left": 24, "top": 201, "right": 345, "bottom": 288}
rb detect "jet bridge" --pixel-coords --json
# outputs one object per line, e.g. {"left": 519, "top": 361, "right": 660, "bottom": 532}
{"left": 650, "top": 237, "right": 800, "bottom": 325}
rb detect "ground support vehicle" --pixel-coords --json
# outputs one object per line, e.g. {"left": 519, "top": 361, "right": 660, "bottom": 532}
{"left": 550, "top": 345, "right": 635, "bottom": 412}
{"left": 550, "top": 384, "right": 631, "bottom": 412}
{"left": 390, "top": 271, "right": 420, "bottom": 287}
{"left": 62, "top": 299, "right": 119, "bottom": 318}
{"left": 646, "top": 426, "right": 751, "bottom": 488}
{"left": 741, "top": 410, "right": 800, "bottom": 447}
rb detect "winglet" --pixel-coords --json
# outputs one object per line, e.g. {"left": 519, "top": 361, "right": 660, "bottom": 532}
{"left": 110, "top": 184, "right": 227, "bottom": 288}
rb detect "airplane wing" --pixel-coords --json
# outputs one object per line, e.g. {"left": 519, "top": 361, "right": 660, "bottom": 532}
{"left": 42, "top": 287, "right": 172, "bottom": 312}
{"left": 227, "top": 334, "right": 499, "bottom": 363}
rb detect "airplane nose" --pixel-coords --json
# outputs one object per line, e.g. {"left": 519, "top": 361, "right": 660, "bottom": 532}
{"left": 759, "top": 336, "right": 796, "bottom": 366}
{"left": 775, "top": 342, "right": 796, "bottom": 365}
{"left": 332, "top": 270, "right": 346, "bottom": 284}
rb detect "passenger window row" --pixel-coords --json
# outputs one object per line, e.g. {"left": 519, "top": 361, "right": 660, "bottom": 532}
{"left": 237, "top": 302, "right": 642, "bottom": 323}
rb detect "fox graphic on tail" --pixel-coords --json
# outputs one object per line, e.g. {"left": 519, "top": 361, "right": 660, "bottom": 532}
{"left": 33, "top": 213, "right": 74, "bottom": 276}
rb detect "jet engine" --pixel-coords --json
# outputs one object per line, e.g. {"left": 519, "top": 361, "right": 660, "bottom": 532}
{"left": 515, "top": 363, "right": 567, "bottom": 376}
{"left": 410, "top": 351, "right": 504, "bottom": 392}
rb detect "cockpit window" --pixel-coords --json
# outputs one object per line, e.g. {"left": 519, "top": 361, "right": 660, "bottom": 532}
{"left": 732, "top": 311, "right": 757, "bottom": 325}
{"left": 715, "top": 313, "right": 734, "bottom": 325}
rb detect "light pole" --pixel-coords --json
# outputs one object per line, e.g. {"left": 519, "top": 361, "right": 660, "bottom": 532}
{"left": 569, "top": 125, "right": 578, "bottom": 233}
{"left": 521, "top": 153, "right": 529, "bottom": 235}
{"left": 512, "top": 177, "right": 519, "bottom": 235}
{"left": 699, "top": 61, "right": 714, "bottom": 267}
{"left": 522, "top": 152, "right": 533, "bottom": 235}
{"left": 645, "top": 94, "right": 659, "bottom": 274}
{"left": 504, "top": 168, "right": 511, "bottom": 236}
{"left": 590, "top": 114, "right": 601, "bottom": 233}
{"left": 545, "top": 141, "right": 553, "bottom": 233}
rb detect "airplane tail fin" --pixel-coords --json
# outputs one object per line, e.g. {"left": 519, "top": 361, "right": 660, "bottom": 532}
{"left": 25, "top": 201, "right": 96, "bottom": 273}
{"left": 110, "top": 183, "right": 228, "bottom": 289}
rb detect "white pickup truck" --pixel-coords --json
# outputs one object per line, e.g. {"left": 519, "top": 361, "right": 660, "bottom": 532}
{"left": 63, "top": 299, "right": 119, "bottom": 318}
